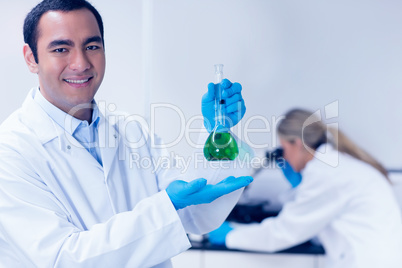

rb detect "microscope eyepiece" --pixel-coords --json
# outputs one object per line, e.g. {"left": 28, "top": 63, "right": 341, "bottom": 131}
{"left": 251, "top": 147, "right": 285, "bottom": 177}
{"left": 265, "top": 147, "right": 284, "bottom": 163}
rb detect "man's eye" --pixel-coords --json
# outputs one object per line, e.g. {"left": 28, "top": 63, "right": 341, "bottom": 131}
{"left": 53, "top": 48, "right": 67, "bottom": 53}
{"left": 87, "top": 45, "right": 100, "bottom": 50}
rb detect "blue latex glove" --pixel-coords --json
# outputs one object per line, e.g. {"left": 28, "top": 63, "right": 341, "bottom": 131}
{"left": 208, "top": 221, "right": 233, "bottom": 246}
{"left": 277, "top": 159, "right": 302, "bottom": 188}
{"left": 166, "top": 176, "right": 253, "bottom": 210}
{"left": 202, "top": 79, "right": 246, "bottom": 132}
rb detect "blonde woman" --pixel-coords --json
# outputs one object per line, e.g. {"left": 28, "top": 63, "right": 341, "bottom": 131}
{"left": 209, "top": 108, "right": 402, "bottom": 268}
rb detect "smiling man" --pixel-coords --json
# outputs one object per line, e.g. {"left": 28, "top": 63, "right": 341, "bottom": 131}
{"left": 24, "top": 7, "right": 105, "bottom": 122}
{"left": 0, "top": 0, "right": 251, "bottom": 267}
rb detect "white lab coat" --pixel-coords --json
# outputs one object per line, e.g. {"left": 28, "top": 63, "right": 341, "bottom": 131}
{"left": 226, "top": 145, "right": 402, "bottom": 268}
{"left": 0, "top": 88, "right": 247, "bottom": 267}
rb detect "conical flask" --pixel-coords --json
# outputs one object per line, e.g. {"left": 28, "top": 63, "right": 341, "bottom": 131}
{"left": 203, "top": 64, "right": 239, "bottom": 161}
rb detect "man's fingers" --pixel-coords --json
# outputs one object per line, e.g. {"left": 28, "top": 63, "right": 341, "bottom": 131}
{"left": 220, "top": 78, "right": 232, "bottom": 89}
{"left": 184, "top": 178, "right": 207, "bottom": 195}
{"left": 222, "top": 82, "right": 242, "bottom": 98}
{"left": 202, "top": 83, "right": 216, "bottom": 103}
{"left": 216, "top": 176, "right": 253, "bottom": 192}
{"left": 216, "top": 176, "right": 236, "bottom": 185}
{"left": 207, "top": 176, "right": 253, "bottom": 201}
{"left": 224, "top": 93, "right": 242, "bottom": 106}
{"left": 225, "top": 99, "right": 245, "bottom": 114}
{"left": 203, "top": 81, "right": 243, "bottom": 105}
{"left": 188, "top": 176, "right": 253, "bottom": 205}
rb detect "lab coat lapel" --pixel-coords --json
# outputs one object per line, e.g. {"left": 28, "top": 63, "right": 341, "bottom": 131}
{"left": 98, "top": 114, "right": 119, "bottom": 181}
{"left": 22, "top": 91, "right": 102, "bottom": 168}
{"left": 20, "top": 89, "right": 59, "bottom": 144}
{"left": 20, "top": 89, "right": 106, "bottom": 171}
{"left": 22, "top": 88, "right": 119, "bottom": 179}
{"left": 57, "top": 132, "right": 103, "bottom": 171}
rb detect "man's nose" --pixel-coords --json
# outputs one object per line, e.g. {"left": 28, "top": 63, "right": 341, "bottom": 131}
{"left": 69, "top": 50, "right": 90, "bottom": 72}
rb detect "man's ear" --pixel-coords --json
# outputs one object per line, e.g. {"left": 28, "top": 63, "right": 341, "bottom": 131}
{"left": 23, "top": 44, "right": 38, "bottom": 74}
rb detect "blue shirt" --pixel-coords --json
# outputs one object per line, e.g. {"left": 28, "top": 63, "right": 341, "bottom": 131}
{"left": 33, "top": 88, "right": 103, "bottom": 166}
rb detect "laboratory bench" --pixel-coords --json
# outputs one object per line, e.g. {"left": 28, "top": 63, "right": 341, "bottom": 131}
{"left": 172, "top": 236, "right": 325, "bottom": 268}
{"left": 172, "top": 204, "right": 326, "bottom": 268}
{"left": 189, "top": 239, "right": 325, "bottom": 255}
{"left": 193, "top": 203, "right": 325, "bottom": 254}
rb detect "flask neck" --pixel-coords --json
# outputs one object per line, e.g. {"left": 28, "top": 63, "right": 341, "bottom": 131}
{"left": 212, "top": 122, "right": 230, "bottom": 133}
{"left": 215, "top": 100, "right": 226, "bottom": 127}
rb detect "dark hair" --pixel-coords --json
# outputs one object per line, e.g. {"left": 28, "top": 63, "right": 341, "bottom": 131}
{"left": 23, "top": 0, "right": 104, "bottom": 63}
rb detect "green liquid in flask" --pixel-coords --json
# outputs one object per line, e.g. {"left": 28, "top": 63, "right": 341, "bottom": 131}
{"left": 203, "top": 64, "right": 239, "bottom": 161}
{"left": 203, "top": 131, "right": 239, "bottom": 161}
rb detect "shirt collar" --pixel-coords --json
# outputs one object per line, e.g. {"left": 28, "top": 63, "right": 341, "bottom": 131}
{"left": 90, "top": 105, "right": 101, "bottom": 129}
{"left": 33, "top": 87, "right": 100, "bottom": 136}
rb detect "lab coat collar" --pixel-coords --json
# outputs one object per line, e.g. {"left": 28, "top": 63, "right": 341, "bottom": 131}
{"left": 33, "top": 87, "right": 80, "bottom": 136}
{"left": 21, "top": 89, "right": 119, "bottom": 159}
{"left": 33, "top": 87, "right": 101, "bottom": 136}
{"left": 21, "top": 88, "right": 61, "bottom": 145}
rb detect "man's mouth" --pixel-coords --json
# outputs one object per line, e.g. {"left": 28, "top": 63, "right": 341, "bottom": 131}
{"left": 63, "top": 77, "right": 93, "bottom": 84}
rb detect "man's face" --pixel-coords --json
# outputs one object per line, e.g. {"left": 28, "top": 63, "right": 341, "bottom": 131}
{"left": 33, "top": 8, "right": 105, "bottom": 115}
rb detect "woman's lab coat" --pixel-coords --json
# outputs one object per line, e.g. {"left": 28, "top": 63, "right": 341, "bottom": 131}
{"left": 0, "top": 89, "right": 246, "bottom": 267}
{"left": 226, "top": 145, "right": 402, "bottom": 268}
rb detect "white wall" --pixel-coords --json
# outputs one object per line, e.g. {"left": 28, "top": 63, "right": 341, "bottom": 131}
{"left": 1, "top": 0, "right": 402, "bottom": 169}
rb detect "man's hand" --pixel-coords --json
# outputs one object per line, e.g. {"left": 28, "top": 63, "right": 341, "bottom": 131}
{"left": 202, "top": 79, "right": 246, "bottom": 132}
{"left": 166, "top": 176, "right": 253, "bottom": 210}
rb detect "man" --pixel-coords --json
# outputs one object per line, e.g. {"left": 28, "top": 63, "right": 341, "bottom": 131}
{"left": 0, "top": 0, "right": 252, "bottom": 267}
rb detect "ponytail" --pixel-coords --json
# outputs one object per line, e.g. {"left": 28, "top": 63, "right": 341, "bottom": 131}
{"left": 327, "top": 127, "right": 390, "bottom": 182}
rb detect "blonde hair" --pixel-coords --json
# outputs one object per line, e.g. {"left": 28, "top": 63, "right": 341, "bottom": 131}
{"left": 277, "top": 108, "right": 389, "bottom": 182}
